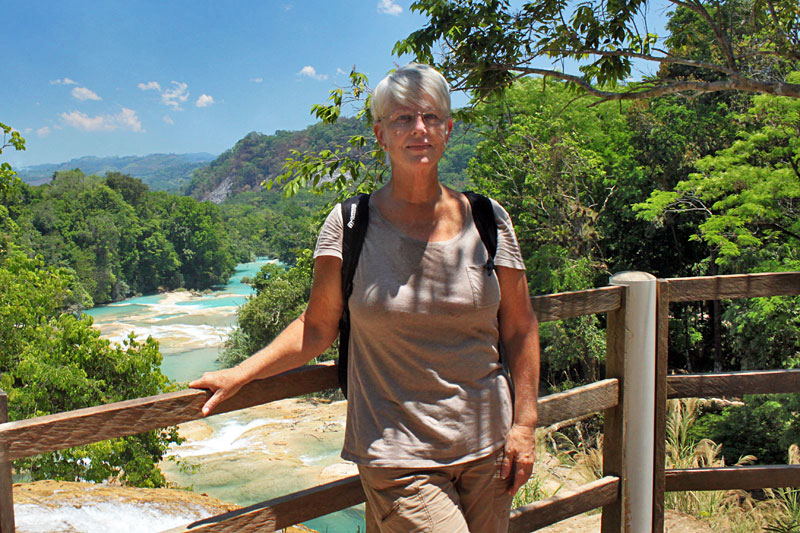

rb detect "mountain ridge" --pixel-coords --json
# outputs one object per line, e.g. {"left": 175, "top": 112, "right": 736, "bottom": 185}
{"left": 18, "top": 152, "right": 217, "bottom": 192}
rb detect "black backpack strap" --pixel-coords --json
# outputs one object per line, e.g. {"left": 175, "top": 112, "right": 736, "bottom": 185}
{"left": 463, "top": 191, "right": 498, "bottom": 276}
{"left": 338, "top": 193, "right": 370, "bottom": 397}
{"left": 464, "top": 190, "right": 513, "bottom": 387}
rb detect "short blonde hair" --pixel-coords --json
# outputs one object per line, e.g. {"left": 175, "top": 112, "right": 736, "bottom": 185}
{"left": 372, "top": 63, "right": 451, "bottom": 120}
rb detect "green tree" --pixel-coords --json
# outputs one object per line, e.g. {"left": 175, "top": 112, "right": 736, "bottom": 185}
{"left": 692, "top": 394, "right": 800, "bottom": 465}
{"left": 635, "top": 73, "right": 800, "bottom": 268}
{"left": 0, "top": 122, "right": 24, "bottom": 196}
{"left": 465, "top": 78, "right": 638, "bottom": 385}
{"left": 394, "top": 0, "right": 800, "bottom": 101}
{"left": 219, "top": 256, "right": 315, "bottom": 367}
{"left": 0, "top": 249, "right": 181, "bottom": 487}
{"left": 164, "top": 196, "right": 236, "bottom": 289}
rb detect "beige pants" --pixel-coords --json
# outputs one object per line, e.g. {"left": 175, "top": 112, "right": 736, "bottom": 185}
{"left": 358, "top": 449, "right": 513, "bottom": 533}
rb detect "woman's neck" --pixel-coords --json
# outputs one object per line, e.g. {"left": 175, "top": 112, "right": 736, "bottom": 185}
{"left": 385, "top": 166, "right": 441, "bottom": 205}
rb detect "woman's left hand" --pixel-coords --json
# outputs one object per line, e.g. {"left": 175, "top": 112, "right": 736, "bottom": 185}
{"left": 501, "top": 423, "right": 537, "bottom": 495}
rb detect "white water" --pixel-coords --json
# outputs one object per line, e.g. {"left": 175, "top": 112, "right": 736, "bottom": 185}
{"left": 15, "top": 502, "right": 213, "bottom": 533}
{"left": 169, "top": 417, "right": 291, "bottom": 457}
{"left": 85, "top": 258, "right": 274, "bottom": 382}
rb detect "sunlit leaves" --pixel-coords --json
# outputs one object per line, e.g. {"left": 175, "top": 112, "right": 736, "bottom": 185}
{"left": 0, "top": 122, "right": 24, "bottom": 196}
{"left": 269, "top": 68, "right": 387, "bottom": 200}
{"left": 396, "top": 0, "right": 800, "bottom": 102}
{"left": 636, "top": 77, "right": 800, "bottom": 265}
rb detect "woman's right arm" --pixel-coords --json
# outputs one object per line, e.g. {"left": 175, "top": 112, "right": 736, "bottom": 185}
{"left": 189, "top": 255, "right": 344, "bottom": 416}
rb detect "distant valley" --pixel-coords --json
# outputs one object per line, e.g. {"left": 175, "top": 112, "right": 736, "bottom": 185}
{"left": 17, "top": 152, "right": 217, "bottom": 193}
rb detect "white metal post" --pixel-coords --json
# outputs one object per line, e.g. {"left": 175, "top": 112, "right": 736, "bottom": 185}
{"left": 610, "top": 272, "right": 657, "bottom": 532}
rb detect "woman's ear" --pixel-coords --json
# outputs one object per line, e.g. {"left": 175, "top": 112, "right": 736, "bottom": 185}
{"left": 374, "top": 122, "right": 386, "bottom": 150}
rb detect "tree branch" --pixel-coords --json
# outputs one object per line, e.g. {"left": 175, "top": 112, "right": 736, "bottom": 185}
{"left": 488, "top": 65, "right": 800, "bottom": 100}
{"left": 666, "top": 0, "right": 738, "bottom": 70}
{"left": 765, "top": 0, "right": 800, "bottom": 61}
{"left": 552, "top": 48, "right": 737, "bottom": 75}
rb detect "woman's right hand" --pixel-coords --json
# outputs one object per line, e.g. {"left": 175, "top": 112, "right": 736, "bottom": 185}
{"left": 189, "top": 367, "right": 248, "bottom": 416}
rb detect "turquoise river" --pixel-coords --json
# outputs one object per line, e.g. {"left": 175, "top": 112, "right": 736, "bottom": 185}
{"left": 86, "top": 258, "right": 365, "bottom": 532}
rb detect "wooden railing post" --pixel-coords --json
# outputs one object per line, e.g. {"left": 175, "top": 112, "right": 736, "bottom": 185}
{"left": 652, "top": 280, "right": 670, "bottom": 532}
{"left": 602, "top": 286, "right": 627, "bottom": 532}
{"left": 0, "top": 388, "right": 15, "bottom": 533}
{"left": 602, "top": 272, "right": 657, "bottom": 532}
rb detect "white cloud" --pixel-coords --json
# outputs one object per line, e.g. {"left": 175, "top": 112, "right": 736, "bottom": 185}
{"left": 61, "top": 111, "right": 106, "bottom": 131}
{"left": 138, "top": 81, "right": 162, "bottom": 91}
{"left": 163, "top": 115, "right": 175, "bottom": 125}
{"left": 36, "top": 126, "right": 51, "bottom": 137}
{"left": 50, "top": 78, "right": 77, "bottom": 85}
{"left": 71, "top": 86, "right": 102, "bottom": 101}
{"left": 336, "top": 68, "right": 348, "bottom": 76}
{"left": 61, "top": 107, "right": 143, "bottom": 133}
{"left": 250, "top": 77, "right": 264, "bottom": 83}
{"left": 195, "top": 94, "right": 215, "bottom": 107}
{"left": 161, "top": 81, "right": 189, "bottom": 110}
{"left": 377, "top": 0, "right": 402, "bottom": 15}
{"left": 298, "top": 66, "right": 328, "bottom": 80}
{"left": 117, "top": 108, "right": 143, "bottom": 132}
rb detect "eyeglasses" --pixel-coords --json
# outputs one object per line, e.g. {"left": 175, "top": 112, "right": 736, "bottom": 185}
{"left": 378, "top": 110, "right": 449, "bottom": 130}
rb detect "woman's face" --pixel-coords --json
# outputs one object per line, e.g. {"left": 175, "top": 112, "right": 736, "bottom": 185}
{"left": 374, "top": 97, "right": 453, "bottom": 172}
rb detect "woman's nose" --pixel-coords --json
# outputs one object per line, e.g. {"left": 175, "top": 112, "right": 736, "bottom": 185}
{"left": 410, "top": 113, "right": 428, "bottom": 132}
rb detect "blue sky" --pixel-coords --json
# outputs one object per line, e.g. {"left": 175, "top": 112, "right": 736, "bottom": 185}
{"left": 3, "top": 1, "right": 670, "bottom": 168}
{"left": 2, "top": 0, "right": 445, "bottom": 167}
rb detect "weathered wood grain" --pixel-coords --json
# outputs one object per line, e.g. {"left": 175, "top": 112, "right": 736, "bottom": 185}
{"left": 665, "top": 465, "right": 800, "bottom": 492}
{"left": 531, "top": 286, "right": 623, "bottom": 323}
{"left": 666, "top": 272, "right": 800, "bottom": 302}
{"left": 0, "top": 362, "right": 338, "bottom": 461}
{"left": 537, "top": 379, "right": 619, "bottom": 428}
{"left": 0, "top": 390, "right": 15, "bottom": 533}
{"left": 652, "top": 281, "right": 670, "bottom": 533}
{"left": 162, "top": 475, "right": 365, "bottom": 532}
{"left": 602, "top": 300, "right": 626, "bottom": 533}
{"left": 667, "top": 370, "right": 800, "bottom": 399}
{"left": 509, "top": 476, "right": 619, "bottom": 532}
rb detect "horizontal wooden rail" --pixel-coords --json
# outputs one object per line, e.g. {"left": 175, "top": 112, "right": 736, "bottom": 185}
{"left": 665, "top": 465, "right": 800, "bottom": 492}
{"left": 532, "top": 286, "right": 623, "bottom": 323}
{"left": 667, "top": 369, "right": 800, "bottom": 399}
{"left": 163, "top": 475, "right": 365, "bottom": 532}
{"left": 1, "top": 358, "right": 616, "bottom": 463}
{"left": 666, "top": 272, "right": 800, "bottom": 302}
{"left": 0, "top": 362, "right": 338, "bottom": 461}
{"left": 509, "top": 476, "right": 619, "bottom": 532}
{"left": 537, "top": 379, "right": 619, "bottom": 427}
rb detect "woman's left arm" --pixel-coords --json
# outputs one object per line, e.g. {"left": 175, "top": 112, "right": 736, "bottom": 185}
{"left": 496, "top": 265, "right": 541, "bottom": 496}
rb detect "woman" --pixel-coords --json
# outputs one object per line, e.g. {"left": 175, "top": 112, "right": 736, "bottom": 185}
{"left": 190, "top": 63, "right": 540, "bottom": 532}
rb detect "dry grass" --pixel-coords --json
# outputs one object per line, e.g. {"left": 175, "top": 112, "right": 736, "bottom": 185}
{"left": 664, "top": 399, "right": 800, "bottom": 533}
{"left": 553, "top": 399, "right": 800, "bottom": 532}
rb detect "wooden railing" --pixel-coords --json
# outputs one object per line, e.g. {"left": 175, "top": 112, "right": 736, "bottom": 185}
{"left": 651, "top": 272, "right": 800, "bottom": 532}
{"left": 1, "top": 272, "right": 798, "bottom": 532}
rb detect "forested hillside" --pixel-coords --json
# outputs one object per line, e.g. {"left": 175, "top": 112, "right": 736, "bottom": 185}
{"left": 18, "top": 153, "right": 215, "bottom": 192}
{"left": 183, "top": 118, "right": 371, "bottom": 202}
{"left": 4, "top": 170, "right": 236, "bottom": 306}
{"left": 185, "top": 116, "right": 481, "bottom": 202}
